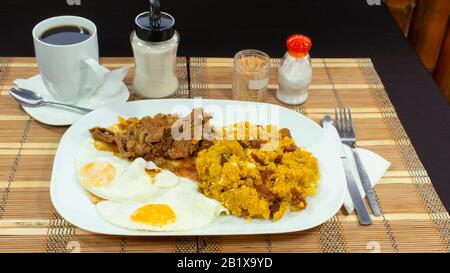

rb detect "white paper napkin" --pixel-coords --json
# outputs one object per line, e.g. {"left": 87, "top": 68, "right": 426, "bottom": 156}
{"left": 12, "top": 64, "right": 130, "bottom": 126}
{"left": 342, "top": 145, "right": 391, "bottom": 214}
{"left": 13, "top": 65, "right": 129, "bottom": 109}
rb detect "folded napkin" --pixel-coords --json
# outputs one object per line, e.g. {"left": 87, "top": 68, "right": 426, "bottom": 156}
{"left": 13, "top": 65, "right": 129, "bottom": 109}
{"left": 12, "top": 63, "right": 130, "bottom": 126}
{"left": 342, "top": 145, "right": 390, "bottom": 214}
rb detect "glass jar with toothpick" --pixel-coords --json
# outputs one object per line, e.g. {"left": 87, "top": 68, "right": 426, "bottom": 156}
{"left": 232, "top": 49, "right": 270, "bottom": 102}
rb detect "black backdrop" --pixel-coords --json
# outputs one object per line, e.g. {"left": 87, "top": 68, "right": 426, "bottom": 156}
{"left": 0, "top": 0, "right": 414, "bottom": 58}
{"left": 1, "top": 0, "right": 450, "bottom": 210}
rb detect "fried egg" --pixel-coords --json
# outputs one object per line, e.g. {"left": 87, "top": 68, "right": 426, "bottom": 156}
{"left": 145, "top": 161, "right": 179, "bottom": 189}
{"left": 96, "top": 179, "right": 228, "bottom": 231}
{"left": 77, "top": 156, "right": 129, "bottom": 198}
{"left": 76, "top": 139, "right": 179, "bottom": 201}
{"left": 76, "top": 139, "right": 119, "bottom": 166}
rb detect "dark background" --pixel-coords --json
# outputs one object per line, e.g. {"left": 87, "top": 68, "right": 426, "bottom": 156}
{"left": 0, "top": 0, "right": 449, "bottom": 210}
{"left": 0, "top": 0, "right": 424, "bottom": 58}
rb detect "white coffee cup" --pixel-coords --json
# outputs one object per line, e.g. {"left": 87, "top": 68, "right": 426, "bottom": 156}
{"left": 32, "top": 16, "right": 103, "bottom": 103}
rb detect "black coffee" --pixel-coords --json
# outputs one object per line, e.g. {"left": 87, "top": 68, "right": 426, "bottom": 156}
{"left": 39, "top": 25, "right": 91, "bottom": 45}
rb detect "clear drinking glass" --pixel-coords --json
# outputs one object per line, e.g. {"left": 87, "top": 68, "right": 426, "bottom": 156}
{"left": 232, "top": 49, "right": 270, "bottom": 102}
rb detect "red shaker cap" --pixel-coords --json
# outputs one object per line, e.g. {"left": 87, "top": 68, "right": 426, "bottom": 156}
{"left": 286, "top": 34, "right": 312, "bottom": 58}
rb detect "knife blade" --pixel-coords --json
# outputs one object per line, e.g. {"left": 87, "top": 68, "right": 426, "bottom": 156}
{"left": 352, "top": 149, "right": 382, "bottom": 216}
{"left": 322, "top": 116, "right": 372, "bottom": 225}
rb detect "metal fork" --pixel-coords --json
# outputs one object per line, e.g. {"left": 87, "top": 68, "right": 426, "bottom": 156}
{"left": 335, "top": 108, "right": 382, "bottom": 216}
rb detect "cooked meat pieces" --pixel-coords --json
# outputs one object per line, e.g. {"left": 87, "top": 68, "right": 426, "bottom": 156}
{"left": 283, "top": 144, "right": 297, "bottom": 153}
{"left": 220, "top": 154, "right": 228, "bottom": 165}
{"left": 290, "top": 188, "right": 306, "bottom": 207}
{"left": 269, "top": 198, "right": 281, "bottom": 218}
{"left": 90, "top": 127, "right": 115, "bottom": 143}
{"left": 255, "top": 169, "right": 276, "bottom": 202}
{"left": 167, "top": 140, "right": 199, "bottom": 159}
{"left": 143, "top": 126, "right": 166, "bottom": 143}
{"left": 89, "top": 108, "right": 213, "bottom": 162}
{"left": 238, "top": 139, "right": 265, "bottom": 149}
{"left": 251, "top": 153, "right": 265, "bottom": 165}
{"left": 274, "top": 154, "right": 283, "bottom": 164}
{"left": 279, "top": 128, "right": 292, "bottom": 138}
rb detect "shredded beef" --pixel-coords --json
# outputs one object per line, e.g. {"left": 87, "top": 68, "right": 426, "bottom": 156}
{"left": 260, "top": 169, "right": 274, "bottom": 183}
{"left": 220, "top": 154, "right": 228, "bottom": 165}
{"left": 249, "top": 140, "right": 262, "bottom": 149}
{"left": 89, "top": 108, "right": 213, "bottom": 164}
{"left": 255, "top": 170, "right": 276, "bottom": 202}
{"left": 237, "top": 140, "right": 248, "bottom": 148}
{"left": 291, "top": 188, "right": 306, "bottom": 207}
{"left": 274, "top": 154, "right": 283, "bottom": 164}
{"left": 283, "top": 144, "right": 297, "bottom": 153}
{"left": 168, "top": 140, "right": 199, "bottom": 159}
{"left": 279, "top": 128, "right": 292, "bottom": 138}
{"left": 241, "top": 209, "right": 250, "bottom": 217}
{"left": 251, "top": 153, "right": 265, "bottom": 166}
{"left": 269, "top": 198, "right": 282, "bottom": 218}
{"left": 238, "top": 139, "right": 265, "bottom": 149}
{"left": 90, "top": 127, "right": 115, "bottom": 143}
{"left": 198, "top": 139, "right": 213, "bottom": 151}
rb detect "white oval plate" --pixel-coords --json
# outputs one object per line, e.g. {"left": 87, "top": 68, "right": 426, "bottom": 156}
{"left": 50, "top": 99, "right": 346, "bottom": 236}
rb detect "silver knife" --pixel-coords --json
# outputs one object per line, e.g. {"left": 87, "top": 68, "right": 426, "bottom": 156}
{"left": 322, "top": 116, "right": 372, "bottom": 225}
{"left": 352, "top": 150, "right": 382, "bottom": 216}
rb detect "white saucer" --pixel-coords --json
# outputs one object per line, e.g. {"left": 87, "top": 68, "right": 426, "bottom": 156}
{"left": 14, "top": 72, "right": 130, "bottom": 126}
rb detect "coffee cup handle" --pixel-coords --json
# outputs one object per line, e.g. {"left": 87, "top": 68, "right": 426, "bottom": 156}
{"left": 84, "top": 58, "right": 105, "bottom": 91}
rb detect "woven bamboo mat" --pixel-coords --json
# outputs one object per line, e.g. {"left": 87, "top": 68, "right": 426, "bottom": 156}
{"left": 0, "top": 57, "right": 448, "bottom": 253}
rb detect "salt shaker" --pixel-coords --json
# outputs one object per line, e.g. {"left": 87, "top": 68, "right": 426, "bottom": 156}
{"left": 131, "top": 0, "right": 179, "bottom": 98}
{"left": 276, "top": 34, "right": 313, "bottom": 105}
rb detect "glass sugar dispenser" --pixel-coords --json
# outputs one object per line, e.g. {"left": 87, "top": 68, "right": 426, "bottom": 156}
{"left": 276, "top": 34, "right": 313, "bottom": 105}
{"left": 131, "top": 0, "right": 179, "bottom": 98}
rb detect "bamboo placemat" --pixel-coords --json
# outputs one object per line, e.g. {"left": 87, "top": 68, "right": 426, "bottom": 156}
{"left": 189, "top": 57, "right": 450, "bottom": 253}
{"left": 0, "top": 57, "right": 448, "bottom": 252}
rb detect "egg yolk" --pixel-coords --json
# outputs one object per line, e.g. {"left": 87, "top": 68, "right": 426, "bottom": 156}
{"left": 80, "top": 162, "right": 116, "bottom": 187}
{"left": 131, "top": 204, "right": 176, "bottom": 227}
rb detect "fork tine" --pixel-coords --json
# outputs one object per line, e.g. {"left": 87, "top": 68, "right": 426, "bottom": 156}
{"left": 339, "top": 108, "right": 344, "bottom": 135}
{"left": 343, "top": 108, "right": 348, "bottom": 136}
{"left": 346, "top": 108, "right": 350, "bottom": 134}
{"left": 334, "top": 109, "right": 340, "bottom": 133}
{"left": 348, "top": 108, "right": 354, "bottom": 136}
{"left": 337, "top": 108, "right": 342, "bottom": 135}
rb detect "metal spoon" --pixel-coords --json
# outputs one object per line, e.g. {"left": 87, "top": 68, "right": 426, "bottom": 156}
{"left": 9, "top": 87, "right": 93, "bottom": 114}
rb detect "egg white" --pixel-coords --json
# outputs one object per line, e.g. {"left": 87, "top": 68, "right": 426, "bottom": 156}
{"left": 76, "top": 139, "right": 180, "bottom": 201}
{"left": 96, "top": 179, "right": 228, "bottom": 231}
{"left": 76, "top": 139, "right": 119, "bottom": 168}
{"left": 146, "top": 161, "right": 179, "bottom": 189}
